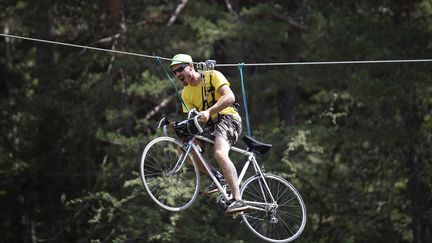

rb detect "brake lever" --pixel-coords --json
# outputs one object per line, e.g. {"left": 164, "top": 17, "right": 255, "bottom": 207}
{"left": 157, "top": 117, "right": 170, "bottom": 136}
{"left": 193, "top": 115, "right": 204, "bottom": 134}
{"left": 157, "top": 117, "right": 169, "bottom": 128}
{"left": 187, "top": 109, "right": 204, "bottom": 134}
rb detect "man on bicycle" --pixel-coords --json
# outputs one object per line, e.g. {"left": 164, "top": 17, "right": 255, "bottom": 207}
{"left": 170, "top": 53, "right": 248, "bottom": 215}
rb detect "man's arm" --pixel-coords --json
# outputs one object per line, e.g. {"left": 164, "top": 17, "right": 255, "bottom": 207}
{"left": 200, "top": 84, "right": 235, "bottom": 123}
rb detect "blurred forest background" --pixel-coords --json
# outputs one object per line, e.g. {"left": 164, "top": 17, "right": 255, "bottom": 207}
{"left": 1, "top": 0, "right": 432, "bottom": 242}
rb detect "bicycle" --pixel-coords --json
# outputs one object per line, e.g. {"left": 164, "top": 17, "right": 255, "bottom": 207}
{"left": 140, "top": 109, "right": 306, "bottom": 242}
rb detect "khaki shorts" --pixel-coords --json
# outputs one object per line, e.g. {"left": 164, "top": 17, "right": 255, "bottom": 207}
{"left": 212, "top": 114, "right": 242, "bottom": 145}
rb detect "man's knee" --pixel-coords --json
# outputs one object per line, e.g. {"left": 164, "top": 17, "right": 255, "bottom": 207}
{"left": 214, "top": 149, "right": 229, "bottom": 164}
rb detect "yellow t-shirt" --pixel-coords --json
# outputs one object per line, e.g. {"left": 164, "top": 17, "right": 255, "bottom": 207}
{"left": 181, "top": 70, "right": 238, "bottom": 121}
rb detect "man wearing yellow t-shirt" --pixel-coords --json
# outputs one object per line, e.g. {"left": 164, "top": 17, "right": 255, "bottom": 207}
{"left": 170, "top": 54, "right": 248, "bottom": 215}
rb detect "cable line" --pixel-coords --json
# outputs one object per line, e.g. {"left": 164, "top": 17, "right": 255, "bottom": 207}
{"left": 216, "top": 59, "right": 432, "bottom": 67}
{"left": 2, "top": 33, "right": 432, "bottom": 67}
{"left": 238, "top": 63, "right": 251, "bottom": 137}
{"left": 0, "top": 33, "right": 172, "bottom": 61}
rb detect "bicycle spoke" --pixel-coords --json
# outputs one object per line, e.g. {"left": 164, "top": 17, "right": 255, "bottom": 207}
{"left": 277, "top": 210, "right": 303, "bottom": 221}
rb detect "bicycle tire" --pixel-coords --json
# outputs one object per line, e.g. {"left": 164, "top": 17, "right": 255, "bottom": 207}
{"left": 240, "top": 174, "right": 306, "bottom": 242}
{"left": 140, "top": 137, "right": 200, "bottom": 211}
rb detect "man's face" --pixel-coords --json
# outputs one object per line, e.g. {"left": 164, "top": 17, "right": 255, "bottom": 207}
{"left": 171, "top": 63, "right": 191, "bottom": 85}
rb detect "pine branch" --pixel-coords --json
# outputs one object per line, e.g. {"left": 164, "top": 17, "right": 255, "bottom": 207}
{"left": 166, "top": 0, "right": 188, "bottom": 27}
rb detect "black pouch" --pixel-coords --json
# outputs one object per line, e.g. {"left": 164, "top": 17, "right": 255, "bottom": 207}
{"left": 173, "top": 119, "right": 200, "bottom": 139}
{"left": 232, "top": 102, "right": 240, "bottom": 112}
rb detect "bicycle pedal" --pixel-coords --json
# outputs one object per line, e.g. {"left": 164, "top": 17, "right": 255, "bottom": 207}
{"left": 230, "top": 211, "right": 243, "bottom": 219}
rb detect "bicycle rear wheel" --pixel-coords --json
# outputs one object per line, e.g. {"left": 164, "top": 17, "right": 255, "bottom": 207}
{"left": 240, "top": 174, "right": 306, "bottom": 243}
{"left": 140, "top": 137, "right": 200, "bottom": 211}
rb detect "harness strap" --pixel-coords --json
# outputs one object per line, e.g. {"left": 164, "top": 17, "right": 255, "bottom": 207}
{"left": 201, "top": 71, "right": 220, "bottom": 125}
{"left": 208, "top": 73, "right": 217, "bottom": 108}
{"left": 208, "top": 73, "right": 220, "bottom": 123}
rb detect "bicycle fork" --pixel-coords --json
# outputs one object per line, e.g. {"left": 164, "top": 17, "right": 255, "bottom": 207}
{"left": 168, "top": 142, "right": 193, "bottom": 175}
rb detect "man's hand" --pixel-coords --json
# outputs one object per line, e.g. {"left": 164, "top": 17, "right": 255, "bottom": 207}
{"left": 199, "top": 110, "right": 211, "bottom": 123}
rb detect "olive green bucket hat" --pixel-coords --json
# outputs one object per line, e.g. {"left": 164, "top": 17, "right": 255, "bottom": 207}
{"left": 170, "top": 54, "right": 193, "bottom": 67}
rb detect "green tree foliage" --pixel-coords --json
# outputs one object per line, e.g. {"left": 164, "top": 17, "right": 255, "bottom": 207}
{"left": 1, "top": 0, "right": 431, "bottom": 242}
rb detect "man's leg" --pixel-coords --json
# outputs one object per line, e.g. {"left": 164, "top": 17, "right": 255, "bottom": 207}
{"left": 213, "top": 135, "right": 241, "bottom": 200}
{"left": 179, "top": 139, "right": 207, "bottom": 174}
{"left": 183, "top": 141, "right": 225, "bottom": 195}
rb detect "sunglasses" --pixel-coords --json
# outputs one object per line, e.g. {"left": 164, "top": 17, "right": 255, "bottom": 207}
{"left": 172, "top": 64, "right": 188, "bottom": 74}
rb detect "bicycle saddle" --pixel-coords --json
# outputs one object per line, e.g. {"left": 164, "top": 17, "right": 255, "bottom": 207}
{"left": 242, "top": 136, "right": 272, "bottom": 155}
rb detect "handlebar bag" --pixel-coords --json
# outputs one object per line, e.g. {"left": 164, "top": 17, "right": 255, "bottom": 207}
{"left": 173, "top": 119, "right": 200, "bottom": 138}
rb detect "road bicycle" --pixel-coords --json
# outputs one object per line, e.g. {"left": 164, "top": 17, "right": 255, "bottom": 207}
{"left": 140, "top": 109, "right": 306, "bottom": 242}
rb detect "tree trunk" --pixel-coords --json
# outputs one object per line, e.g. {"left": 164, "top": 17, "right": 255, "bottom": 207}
{"left": 33, "top": 0, "right": 55, "bottom": 91}
{"left": 404, "top": 89, "right": 432, "bottom": 243}
{"left": 108, "top": 0, "right": 132, "bottom": 136}
{"left": 278, "top": 88, "right": 297, "bottom": 125}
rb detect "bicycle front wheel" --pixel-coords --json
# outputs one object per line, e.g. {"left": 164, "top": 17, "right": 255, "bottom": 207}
{"left": 240, "top": 174, "right": 306, "bottom": 243}
{"left": 140, "top": 137, "right": 200, "bottom": 211}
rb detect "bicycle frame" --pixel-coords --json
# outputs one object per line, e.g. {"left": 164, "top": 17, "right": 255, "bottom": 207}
{"left": 182, "top": 134, "right": 277, "bottom": 210}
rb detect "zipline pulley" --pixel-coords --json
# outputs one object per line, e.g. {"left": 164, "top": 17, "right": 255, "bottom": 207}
{"left": 196, "top": 60, "right": 217, "bottom": 77}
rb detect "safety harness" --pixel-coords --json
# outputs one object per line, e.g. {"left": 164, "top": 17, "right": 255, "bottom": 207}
{"left": 200, "top": 71, "right": 219, "bottom": 131}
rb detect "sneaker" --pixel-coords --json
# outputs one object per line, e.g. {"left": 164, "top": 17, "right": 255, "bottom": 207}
{"left": 203, "top": 178, "right": 226, "bottom": 195}
{"left": 224, "top": 200, "right": 249, "bottom": 216}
